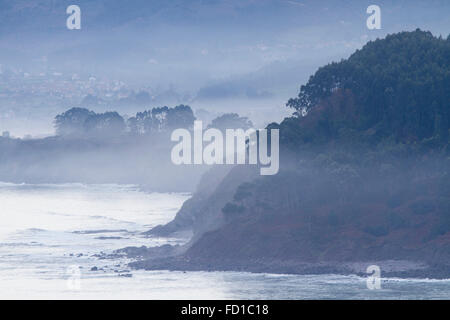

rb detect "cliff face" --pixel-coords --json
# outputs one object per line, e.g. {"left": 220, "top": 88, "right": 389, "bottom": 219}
{"left": 132, "top": 153, "right": 450, "bottom": 277}
{"left": 147, "top": 165, "right": 260, "bottom": 240}
{"left": 184, "top": 159, "right": 450, "bottom": 265}
{"left": 136, "top": 30, "right": 450, "bottom": 276}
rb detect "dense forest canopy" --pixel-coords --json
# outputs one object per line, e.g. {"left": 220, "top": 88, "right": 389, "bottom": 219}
{"left": 286, "top": 30, "right": 450, "bottom": 146}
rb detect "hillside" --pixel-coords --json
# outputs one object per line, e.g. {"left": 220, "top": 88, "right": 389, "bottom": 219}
{"left": 131, "top": 30, "right": 450, "bottom": 278}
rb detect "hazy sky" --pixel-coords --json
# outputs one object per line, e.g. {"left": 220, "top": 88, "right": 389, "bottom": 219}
{"left": 1, "top": 0, "right": 449, "bottom": 84}
{"left": 0, "top": 0, "right": 449, "bottom": 136}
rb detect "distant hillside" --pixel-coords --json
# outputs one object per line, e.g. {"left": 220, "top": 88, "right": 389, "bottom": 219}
{"left": 134, "top": 30, "right": 450, "bottom": 278}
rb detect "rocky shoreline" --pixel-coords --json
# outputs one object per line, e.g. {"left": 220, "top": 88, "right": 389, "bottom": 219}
{"left": 109, "top": 245, "right": 450, "bottom": 279}
{"left": 130, "top": 257, "right": 450, "bottom": 279}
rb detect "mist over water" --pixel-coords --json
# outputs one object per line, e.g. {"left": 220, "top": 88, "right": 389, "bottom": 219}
{"left": 0, "top": 182, "right": 449, "bottom": 299}
{"left": 1, "top": 0, "right": 449, "bottom": 301}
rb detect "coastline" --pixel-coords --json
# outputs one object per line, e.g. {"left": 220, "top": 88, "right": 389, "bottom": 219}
{"left": 116, "top": 246, "right": 450, "bottom": 280}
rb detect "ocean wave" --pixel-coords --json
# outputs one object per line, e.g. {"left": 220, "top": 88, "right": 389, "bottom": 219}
{"left": 72, "top": 229, "right": 130, "bottom": 235}
{"left": 0, "top": 242, "right": 44, "bottom": 247}
{"left": 0, "top": 181, "right": 140, "bottom": 191}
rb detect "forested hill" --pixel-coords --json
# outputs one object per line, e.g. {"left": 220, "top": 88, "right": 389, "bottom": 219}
{"left": 135, "top": 30, "right": 450, "bottom": 278}
{"left": 281, "top": 29, "right": 449, "bottom": 150}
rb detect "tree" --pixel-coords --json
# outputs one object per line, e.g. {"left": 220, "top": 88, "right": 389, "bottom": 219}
{"left": 54, "top": 108, "right": 125, "bottom": 137}
{"left": 166, "top": 105, "right": 196, "bottom": 130}
{"left": 83, "top": 112, "right": 126, "bottom": 137}
{"left": 127, "top": 105, "right": 196, "bottom": 135}
{"left": 208, "top": 113, "right": 254, "bottom": 132}
{"left": 54, "top": 107, "right": 95, "bottom": 136}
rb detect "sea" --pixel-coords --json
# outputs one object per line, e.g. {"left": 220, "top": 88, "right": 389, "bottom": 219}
{"left": 0, "top": 182, "right": 449, "bottom": 299}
